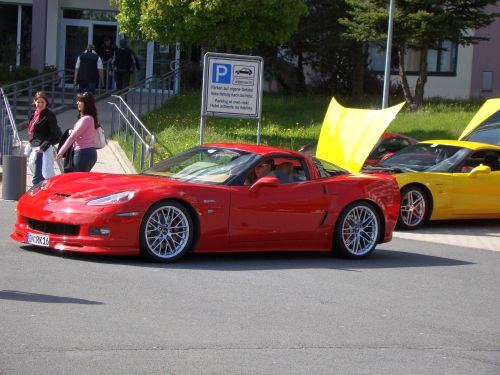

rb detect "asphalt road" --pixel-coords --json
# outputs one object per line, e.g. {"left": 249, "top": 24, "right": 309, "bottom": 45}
{"left": 1, "top": 199, "right": 499, "bottom": 375}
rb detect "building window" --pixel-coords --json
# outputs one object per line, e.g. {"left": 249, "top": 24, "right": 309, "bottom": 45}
{"left": 367, "top": 40, "right": 457, "bottom": 76}
{"left": 0, "top": 4, "right": 32, "bottom": 66}
{"left": 63, "top": 9, "right": 117, "bottom": 22}
{"left": 482, "top": 71, "right": 493, "bottom": 91}
{"left": 366, "top": 42, "right": 396, "bottom": 72}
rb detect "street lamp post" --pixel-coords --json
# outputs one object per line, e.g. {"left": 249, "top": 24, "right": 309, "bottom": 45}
{"left": 382, "top": 0, "right": 395, "bottom": 109}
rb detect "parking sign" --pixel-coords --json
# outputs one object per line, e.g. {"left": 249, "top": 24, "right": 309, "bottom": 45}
{"left": 212, "top": 63, "right": 232, "bottom": 84}
{"left": 201, "top": 52, "right": 264, "bottom": 144}
{"left": 202, "top": 53, "right": 263, "bottom": 118}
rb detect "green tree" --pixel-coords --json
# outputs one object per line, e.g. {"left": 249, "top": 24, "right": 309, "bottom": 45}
{"left": 341, "top": 0, "right": 499, "bottom": 107}
{"left": 283, "top": 0, "right": 358, "bottom": 95}
{"left": 111, "top": 0, "right": 307, "bottom": 50}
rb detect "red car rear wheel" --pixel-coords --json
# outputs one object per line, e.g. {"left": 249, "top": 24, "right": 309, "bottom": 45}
{"left": 333, "top": 201, "right": 380, "bottom": 259}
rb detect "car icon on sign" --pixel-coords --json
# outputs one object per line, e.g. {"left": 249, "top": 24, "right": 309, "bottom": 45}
{"left": 235, "top": 67, "right": 253, "bottom": 76}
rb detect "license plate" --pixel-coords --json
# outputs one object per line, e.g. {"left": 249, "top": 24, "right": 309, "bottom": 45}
{"left": 27, "top": 232, "right": 50, "bottom": 247}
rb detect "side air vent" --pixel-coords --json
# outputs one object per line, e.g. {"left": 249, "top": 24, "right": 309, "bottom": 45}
{"left": 54, "top": 193, "right": 71, "bottom": 198}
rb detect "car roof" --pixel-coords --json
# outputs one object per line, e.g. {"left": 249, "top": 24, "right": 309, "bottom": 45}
{"left": 202, "top": 142, "right": 306, "bottom": 157}
{"left": 419, "top": 139, "right": 500, "bottom": 151}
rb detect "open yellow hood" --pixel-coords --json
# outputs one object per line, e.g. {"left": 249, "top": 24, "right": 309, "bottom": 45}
{"left": 459, "top": 98, "right": 500, "bottom": 140}
{"left": 316, "top": 98, "right": 405, "bottom": 173}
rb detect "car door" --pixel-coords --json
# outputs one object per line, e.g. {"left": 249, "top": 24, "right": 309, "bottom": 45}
{"left": 228, "top": 158, "right": 329, "bottom": 249}
{"left": 229, "top": 180, "right": 328, "bottom": 247}
{"left": 451, "top": 151, "right": 500, "bottom": 215}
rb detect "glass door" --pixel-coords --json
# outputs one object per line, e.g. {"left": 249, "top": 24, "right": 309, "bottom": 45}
{"left": 59, "top": 19, "right": 118, "bottom": 86}
{"left": 64, "top": 25, "right": 89, "bottom": 71}
{"left": 60, "top": 21, "right": 89, "bottom": 85}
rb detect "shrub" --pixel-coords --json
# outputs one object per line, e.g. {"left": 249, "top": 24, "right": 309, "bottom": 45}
{"left": 0, "top": 64, "right": 39, "bottom": 85}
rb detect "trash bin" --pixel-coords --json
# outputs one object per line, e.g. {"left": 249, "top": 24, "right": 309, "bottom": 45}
{"left": 2, "top": 154, "right": 27, "bottom": 200}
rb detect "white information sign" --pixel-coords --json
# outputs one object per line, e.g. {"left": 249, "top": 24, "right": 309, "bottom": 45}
{"left": 202, "top": 53, "right": 263, "bottom": 118}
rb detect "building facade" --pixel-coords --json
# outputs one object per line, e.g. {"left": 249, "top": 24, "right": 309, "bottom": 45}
{"left": 0, "top": 0, "right": 179, "bottom": 81}
{"left": 367, "top": 3, "right": 500, "bottom": 100}
{"left": 0, "top": 1, "right": 498, "bottom": 99}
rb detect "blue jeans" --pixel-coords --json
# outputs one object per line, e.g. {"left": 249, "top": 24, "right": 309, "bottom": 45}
{"left": 73, "top": 148, "right": 97, "bottom": 172}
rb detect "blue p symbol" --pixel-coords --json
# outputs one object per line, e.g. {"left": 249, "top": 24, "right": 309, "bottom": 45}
{"left": 212, "top": 63, "right": 231, "bottom": 84}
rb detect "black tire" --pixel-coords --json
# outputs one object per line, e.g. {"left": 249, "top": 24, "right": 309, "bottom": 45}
{"left": 397, "top": 186, "right": 429, "bottom": 230}
{"left": 139, "top": 200, "right": 194, "bottom": 262}
{"left": 333, "top": 201, "right": 381, "bottom": 259}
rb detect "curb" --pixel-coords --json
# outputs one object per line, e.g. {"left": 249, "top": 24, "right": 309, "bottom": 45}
{"left": 107, "top": 140, "right": 137, "bottom": 174}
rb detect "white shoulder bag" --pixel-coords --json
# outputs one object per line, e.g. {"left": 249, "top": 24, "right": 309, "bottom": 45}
{"left": 94, "top": 126, "right": 107, "bottom": 149}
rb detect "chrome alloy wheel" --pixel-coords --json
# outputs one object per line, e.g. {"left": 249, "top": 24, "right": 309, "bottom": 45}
{"left": 400, "top": 188, "right": 426, "bottom": 228}
{"left": 144, "top": 205, "right": 190, "bottom": 259}
{"left": 341, "top": 205, "right": 379, "bottom": 256}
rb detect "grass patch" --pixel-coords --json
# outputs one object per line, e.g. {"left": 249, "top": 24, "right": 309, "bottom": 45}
{"left": 123, "top": 91, "right": 484, "bottom": 169}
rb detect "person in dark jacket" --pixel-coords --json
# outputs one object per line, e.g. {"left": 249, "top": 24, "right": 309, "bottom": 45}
{"left": 57, "top": 129, "right": 74, "bottom": 173}
{"left": 28, "top": 91, "right": 60, "bottom": 185}
{"left": 74, "top": 44, "right": 104, "bottom": 93}
{"left": 112, "top": 39, "right": 140, "bottom": 90}
{"left": 99, "top": 36, "right": 117, "bottom": 90}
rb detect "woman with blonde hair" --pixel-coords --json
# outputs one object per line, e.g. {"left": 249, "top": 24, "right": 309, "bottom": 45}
{"left": 56, "top": 92, "right": 98, "bottom": 172}
{"left": 27, "top": 91, "right": 60, "bottom": 185}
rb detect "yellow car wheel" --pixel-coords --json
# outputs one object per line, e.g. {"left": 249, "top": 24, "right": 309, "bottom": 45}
{"left": 398, "top": 186, "right": 429, "bottom": 230}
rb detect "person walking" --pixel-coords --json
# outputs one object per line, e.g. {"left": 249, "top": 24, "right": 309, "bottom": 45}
{"left": 56, "top": 92, "right": 98, "bottom": 172}
{"left": 113, "top": 39, "right": 140, "bottom": 90}
{"left": 99, "top": 36, "right": 117, "bottom": 90}
{"left": 74, "top": 44, "right": 104, "bottom": 94}
{"left": 27, "top": 91, "right": 60, "bottom": 185}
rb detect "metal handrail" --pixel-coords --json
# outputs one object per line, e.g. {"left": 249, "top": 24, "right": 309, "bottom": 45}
{"left": 1, "top": 86, "right": 66, "bottom": 172}
{"left": 109, "top": 95, "right": 155, "bottom": 171}
{"left": 2, "top": 68, "right": 77, "bottom": 129}
{"left": 0, "top": 87, "right": 21, "bottom": 148}
{"left": 114, "top": 68, "right": 182, "bottom": 116}
{"left": 108, "top": 66, "right": 183, "bottom": 171}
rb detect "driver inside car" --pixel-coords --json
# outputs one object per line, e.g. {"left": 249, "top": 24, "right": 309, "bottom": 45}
{"left": 245, "top": 159, "right": 274, "bottom": 185}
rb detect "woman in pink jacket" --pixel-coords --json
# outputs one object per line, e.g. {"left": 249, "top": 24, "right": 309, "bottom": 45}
{"left": 56, "top": 92, "right": 98, "bottom": 172}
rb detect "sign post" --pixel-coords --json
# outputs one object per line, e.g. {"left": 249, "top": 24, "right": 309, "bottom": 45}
{"left": 200, "top": 52, "right": 264, "bottom": 144}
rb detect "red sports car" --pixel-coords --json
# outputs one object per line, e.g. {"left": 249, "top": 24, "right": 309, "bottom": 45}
{"left": 11, "top": 143, "right": 400, "bottom": 262}
{"left": 298, "top": 132, "right": 418, "bottom": 166}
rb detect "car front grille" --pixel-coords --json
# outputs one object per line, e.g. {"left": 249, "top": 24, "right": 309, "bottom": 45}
{"left": 27, "top": 218, "right": 80, "bottom": 236}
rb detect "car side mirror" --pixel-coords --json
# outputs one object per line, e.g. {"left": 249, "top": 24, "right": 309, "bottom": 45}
{"left": 468, "top": 165, "right": 491, "bottom": 177}
{"left": 249, "top": 176, "right": 280, "bottom": 192}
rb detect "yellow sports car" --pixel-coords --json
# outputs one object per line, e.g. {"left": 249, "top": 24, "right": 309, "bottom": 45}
{"left": 365, "top": 140, "right": 500, "bottom": 229}
{"left": 316, "top": 97, "right": 500, "bottom": 229}
{"left": 363, "top": 99, "right": 500, "bottom": 229}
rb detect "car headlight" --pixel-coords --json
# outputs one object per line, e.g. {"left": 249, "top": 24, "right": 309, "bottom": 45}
{"left": 27, "top": 180, "right": 49, "bottom": 196}
{"left": 87, "top": 190, "right": 137, "bottom": 206}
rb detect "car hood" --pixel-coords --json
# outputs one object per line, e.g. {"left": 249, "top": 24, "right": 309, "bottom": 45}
{"left": 316, "top": 98, "right": 405, "bottom": 173}
{"left": 459, "top": 98, "right": 500, "bottom": 141}
{"left": 44, "top": 172, "right": 185, "bottom": 198}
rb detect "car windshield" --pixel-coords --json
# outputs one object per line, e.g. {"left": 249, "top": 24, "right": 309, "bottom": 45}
{"left": 143, "top": 146, "right": 260, "bottom": 184}
{"left": 378, "top": 143, "right": 469, "bottom": 172}
{"left": 462, "top": 119, "right": 500, "bottom": 146}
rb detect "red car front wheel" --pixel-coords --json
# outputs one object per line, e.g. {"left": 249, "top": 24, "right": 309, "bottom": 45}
{"left": 140, "top": 200, "right": 194, "bottom": 262}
